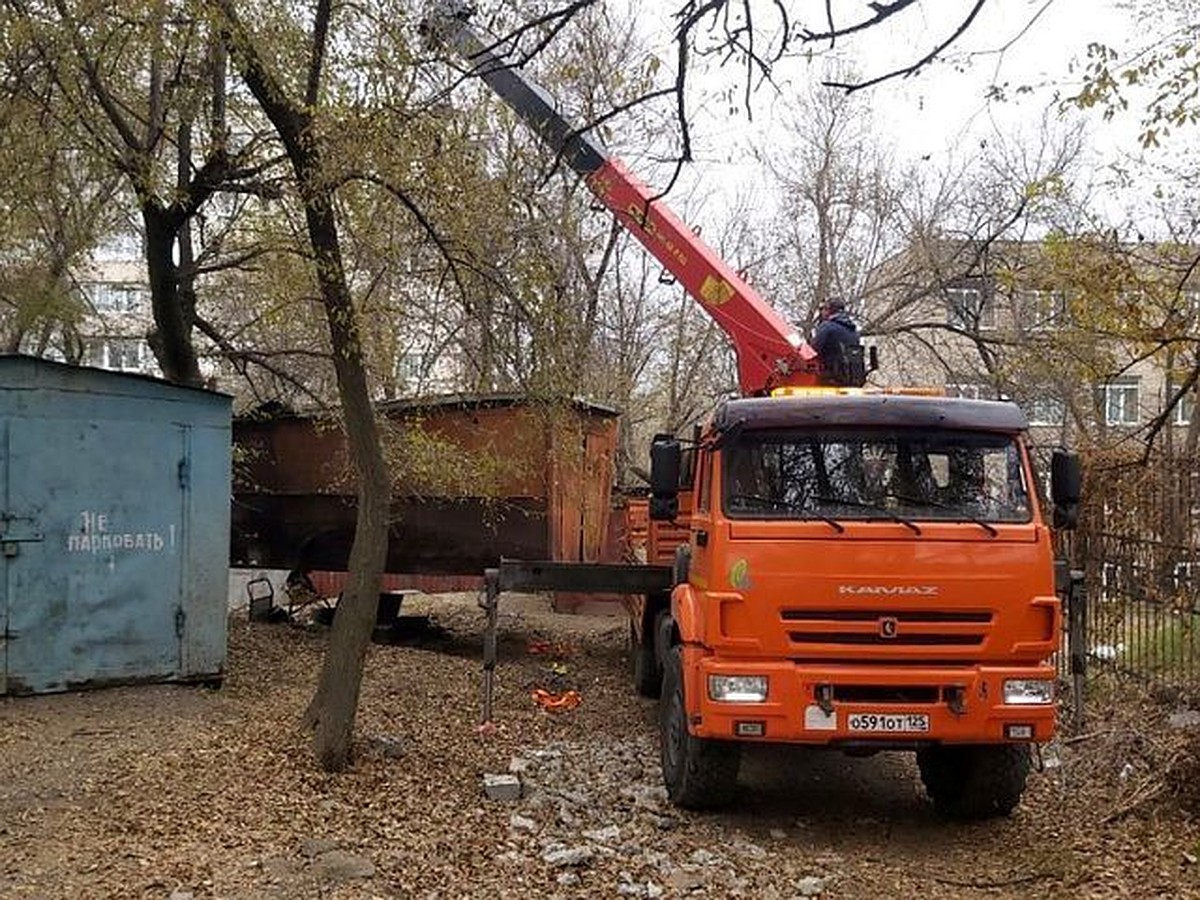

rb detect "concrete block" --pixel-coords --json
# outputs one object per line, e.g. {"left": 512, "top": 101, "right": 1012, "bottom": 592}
{"left": 483, "top": 773, "right": 522, "bottom": 801}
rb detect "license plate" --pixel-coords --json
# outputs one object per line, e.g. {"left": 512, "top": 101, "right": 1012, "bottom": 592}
{"left": 847, "top": 712, "right": 930, "bottom": 733}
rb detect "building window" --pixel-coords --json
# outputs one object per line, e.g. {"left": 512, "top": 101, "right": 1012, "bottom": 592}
{"left": 1020, "top": 289, "right": 1067, "bottom": 330}
{"left": 1100, "top": 560, "right": 1129, "bottom": 604}
{"left": 1027, "top": 395, "right": 1066, "bottom": 426}
{"left": 1175, "top": 562, "right": 1196, "bottom": 593}
{"left": 1103, "top": 379, "right": 1140, "bottom": 426}
{"left": 1169, "top": 382, "right": 1195, "bottom": 426}
{"left": 946, "top": 287, "right": 995, "bottom": 331}
{"left": 394, "top": 351, "right": 428, "bottom": 389}
{"left": 83, "top": 338, "right": 104, "bottom": 367}
{"left": 84, "top": 337, "right": 146, "bottom": 371}
{"left": 85, "top": 282, "right": 145, "bottom": 314}
{"left": 945, "top": 382, "right": 991, "bottom": 400}
{"left": 1181, "top": 290, "right": 1199, "bottom": 318}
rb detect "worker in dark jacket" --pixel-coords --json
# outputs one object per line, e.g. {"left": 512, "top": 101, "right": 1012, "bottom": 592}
{"left": 811, "top": 297, "right": 865, "bottom": 386}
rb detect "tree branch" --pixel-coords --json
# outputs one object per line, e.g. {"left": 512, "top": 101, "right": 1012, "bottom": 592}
{"left": 306, "top": 0, "right": 333, "bottom": 108}
{"left": 820, "top": 0, "right": 988, "bottom": 95}
{"left": 341, "top": 171, "right": 470, "bottom": 302}
{"left": 194, "top": 313, "right": 330, "bottom": 408}
{"left": 801, "top": 0, "right": 920, "bottom": 43}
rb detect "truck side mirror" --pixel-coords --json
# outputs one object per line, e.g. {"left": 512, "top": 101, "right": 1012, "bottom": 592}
{"left": 649, "top": 435, "right": 682, "bottom": 521}
{"left": 1050, "top": 448, "right": 1082, "bottom": 530}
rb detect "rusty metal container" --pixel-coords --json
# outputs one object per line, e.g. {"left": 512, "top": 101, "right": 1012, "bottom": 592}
{"left": 232, "top": 394, "right": 619, "bottom": 578}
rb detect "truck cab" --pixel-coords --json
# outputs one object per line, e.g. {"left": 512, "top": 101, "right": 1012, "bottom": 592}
{"left": 639, "top": 388, "right": 1081, "bottom": 818}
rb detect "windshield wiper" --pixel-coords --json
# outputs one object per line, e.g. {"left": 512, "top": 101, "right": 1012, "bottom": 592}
{"left": 884, "top": 492, "right": 999, "bottom": 538}
{"left": 790, "top": 497, "right": 846, "bottom": 534}
{"left": 813, "top": 495, "right": 922, "bottom": 535}
{"left": 728, "top": 493, "right": 845, "bottom": 533}
{"left": 712, "top": 416, "right": 747, "bottom": 449}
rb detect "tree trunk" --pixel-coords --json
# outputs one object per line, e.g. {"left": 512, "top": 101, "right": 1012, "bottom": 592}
{"left": 216, "top": 0, "right": 391, "bottom": 768}
{"left": 143, "top": 204, "right": 203, "bottom": 386}
{"left": 298, "top": 190, "right": 391, "bottom": 771}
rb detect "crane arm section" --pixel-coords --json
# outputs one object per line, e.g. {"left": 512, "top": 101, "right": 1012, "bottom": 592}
{"left": 420, "top": 1, "right": 820, "bottom": 394}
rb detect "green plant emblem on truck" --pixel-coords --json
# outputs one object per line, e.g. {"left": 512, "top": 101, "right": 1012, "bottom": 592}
{"left": 730, "top": 558, "right": 752, "bottom": 590}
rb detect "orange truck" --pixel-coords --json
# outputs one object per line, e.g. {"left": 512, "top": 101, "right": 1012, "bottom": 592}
{"left": 636, "top": 392, "right": 1081, "bottom": 817}
{"left": 422, "top": 2, "right": 1083, "bottom": 818}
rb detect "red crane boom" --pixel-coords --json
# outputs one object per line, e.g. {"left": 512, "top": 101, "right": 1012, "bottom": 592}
{"left": 420, "top": 2, "right": 821, "bottom": 394}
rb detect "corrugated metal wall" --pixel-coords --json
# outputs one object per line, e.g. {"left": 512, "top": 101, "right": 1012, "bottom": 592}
{"left": 0, "top": 357, "right": 231, "bottom": 695}
{"left": 549, "top": 408, "right": 618, "bottom": 564}
{"left": 231, "top": 395, "right": 620, "bottom": 576}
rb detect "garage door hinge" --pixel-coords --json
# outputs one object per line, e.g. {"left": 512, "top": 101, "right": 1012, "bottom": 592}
{"left": 177, "top": 458, "right": 191, "bottom": 489}
{"left": 175, "top": 608, "right": 186, "bottom": 638}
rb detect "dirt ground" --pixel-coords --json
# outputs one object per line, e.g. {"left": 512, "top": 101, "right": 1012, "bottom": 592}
{"left": 3, "top": 592, "right": 1200, "bottom": 899}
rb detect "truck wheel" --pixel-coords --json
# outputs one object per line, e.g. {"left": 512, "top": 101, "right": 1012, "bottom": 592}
{"left": 659, "top": 646, "right": 740, "bottom": 809}
{"left": 630, "top": 621, "right": 662, "bottom": 698}
{"left": 917, "top": 744, "right": 1031, "bottom": 820}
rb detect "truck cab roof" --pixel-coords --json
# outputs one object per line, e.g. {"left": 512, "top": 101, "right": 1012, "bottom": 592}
{"left": 713, "top": 392, "right": 1029, "bottom": 434}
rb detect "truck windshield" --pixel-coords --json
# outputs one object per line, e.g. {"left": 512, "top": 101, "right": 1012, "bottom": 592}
{"left": 723, "top": 428, "right": 1031, "bottom": 524}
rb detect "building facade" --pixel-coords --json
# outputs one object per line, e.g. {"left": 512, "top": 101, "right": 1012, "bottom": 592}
{"left": 864, "top": 238, "right": 1199, "bottom": 454}
{"left": 75, "top": 257, "right": 158, "bottom": 375}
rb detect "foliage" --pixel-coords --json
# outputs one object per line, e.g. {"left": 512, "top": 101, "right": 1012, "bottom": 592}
{"left": 380, "top": 414, "right": 531, "bottom": 501}
{"left": 1070, "top": 6, "right": 1200, "bottom": 148}
{"left": 3, "top": 0, "right": 291, "bottom": 384}
{"left": 0, "top": 37, "right": 123, "bottom": 355}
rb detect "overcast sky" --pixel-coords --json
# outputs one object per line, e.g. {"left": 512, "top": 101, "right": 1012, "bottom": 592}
{"left": 617, "top": 1, "right": 1147, "bottom": 226}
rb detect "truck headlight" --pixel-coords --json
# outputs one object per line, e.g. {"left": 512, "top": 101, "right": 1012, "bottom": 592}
{"left": 708, "top": 675, "right": 768, "bottom": 703}
{"left": 1002, "top": 679, "right": 1055, "bottom": 705}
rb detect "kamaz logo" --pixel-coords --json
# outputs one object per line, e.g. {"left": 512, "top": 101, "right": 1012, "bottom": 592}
{"left": 838, "top": 585, "right": 939, "bottom": 596}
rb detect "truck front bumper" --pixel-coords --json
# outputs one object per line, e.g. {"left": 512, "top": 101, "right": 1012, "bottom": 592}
{"left": 686, "top": 651, "right": 1057, "bottom": 745}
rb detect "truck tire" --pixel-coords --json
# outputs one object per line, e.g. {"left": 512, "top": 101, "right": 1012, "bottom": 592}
{"left": 630, "top": 620, "right": 662, "bottom": 698}
{"left": 659, "top": 646, "right": 741, "bottom": 809}
{"left": 916, "top": 743, "right": 1031, "bottom": 820}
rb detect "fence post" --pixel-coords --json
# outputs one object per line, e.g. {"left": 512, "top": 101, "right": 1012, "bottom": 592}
{"left": 1068, "top": 568, "right": 1087, "bottom": 731}
{"left": 480, "top": 568, "right": 500, "bottom": 727}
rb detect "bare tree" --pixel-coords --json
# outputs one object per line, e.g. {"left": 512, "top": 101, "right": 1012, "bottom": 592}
{"left": 861, "top": 117, "right": 1087, "bottom": 382}
{"left": 751, "top": 68, "right": 908, "bottom": 332}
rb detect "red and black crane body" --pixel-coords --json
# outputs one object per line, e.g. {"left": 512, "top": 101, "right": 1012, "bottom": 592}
{"left": 421, "top": 1, "right": 821, "bottom": 395}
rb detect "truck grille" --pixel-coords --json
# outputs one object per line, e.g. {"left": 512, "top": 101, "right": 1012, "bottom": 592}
{"left": 833, "top": 684, "right": 940, "bottom": 704}
{"left": 781, "top": 608, "right": 992, "bottom": 649}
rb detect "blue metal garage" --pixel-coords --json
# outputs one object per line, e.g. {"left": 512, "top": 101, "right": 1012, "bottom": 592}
{"left": 0, "top": 356, "right": 231, "bottom": 695}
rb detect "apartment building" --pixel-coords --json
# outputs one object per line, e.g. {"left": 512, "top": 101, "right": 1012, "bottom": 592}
{"left": 75, "top": 257, "right": 158, "bottom": 376}
{"left": 864, "top": 238, "right": 1199, "bottom": 452}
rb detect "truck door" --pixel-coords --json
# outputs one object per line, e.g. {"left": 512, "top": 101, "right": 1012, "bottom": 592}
{"left": 688, "top": 449, "right": 715, "bottom": 585}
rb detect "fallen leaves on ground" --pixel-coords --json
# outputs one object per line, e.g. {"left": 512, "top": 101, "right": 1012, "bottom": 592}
{"left": 1, "top": 593, "right": 1199, "bottom": 899}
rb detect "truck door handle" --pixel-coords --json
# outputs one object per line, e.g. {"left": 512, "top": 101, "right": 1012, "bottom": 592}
{"left": 695, "top": 530, "right": 708, "bottom": 547}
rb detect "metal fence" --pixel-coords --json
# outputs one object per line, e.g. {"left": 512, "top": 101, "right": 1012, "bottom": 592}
{"left": 1075, "top": 531, "right": 1200, "bottom": 690}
